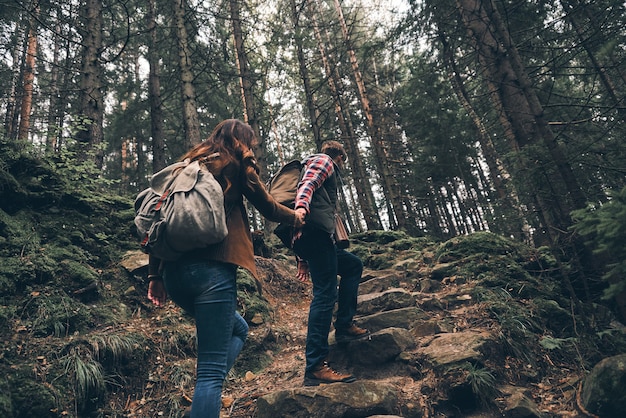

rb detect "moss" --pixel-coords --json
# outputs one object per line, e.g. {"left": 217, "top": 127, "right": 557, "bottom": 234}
{"left": 8, "top": 368, "right": 58, "bottom": 418}
{"left": 22, "top": 289, "right": 94, "bottom": 337}
{"left": 532, "top": 299, "right": 573, "bottom": 335}
{"left": 58, "top": 259, "right": 99, "bottom": 287}
{"left": 434, "top": 231, "right": 528, "bottom": 263}
{"left": 0, "top": 375, "right": 14, "bottom": 417}
{"left": 351, "top": 229, "right": 408, "bottom": 244}
{"left": 236, "top": 269, "right": 272, "bottom": 323}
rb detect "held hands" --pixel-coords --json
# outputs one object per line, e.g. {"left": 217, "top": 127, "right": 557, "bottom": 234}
{"left": 148, "top": 279, "right": 167, "bottom": 307}
{"left": 296, "top": 259, "right": 310, "bottom": 282}
{"left": 294, "top": 207, "right": 307, "bottom": 228}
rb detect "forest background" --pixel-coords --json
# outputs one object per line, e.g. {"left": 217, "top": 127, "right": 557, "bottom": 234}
{"left": 1, "top": 0, "right": 626, "bottom": 332}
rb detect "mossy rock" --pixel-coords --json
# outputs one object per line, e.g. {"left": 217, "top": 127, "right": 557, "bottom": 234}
{"left": 8, "top": 368, "right": 58, "bottom": 418}
{"left": 435, "top": 232, "right": 528, "bottom": 263}
{"left": 236, "top": 268, "right": 272, "bottom": 323}
{"left": 351, "top": 229, "right": 408, "bottom": 244}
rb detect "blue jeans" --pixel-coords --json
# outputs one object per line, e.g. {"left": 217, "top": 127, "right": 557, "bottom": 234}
{"left": 163, "top": 260, "right": 248, "bottom": 418}
{"left": 293, "top": 228, "right": 363, "bottom": 372}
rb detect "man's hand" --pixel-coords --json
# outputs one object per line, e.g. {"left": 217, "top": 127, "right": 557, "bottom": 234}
{"left": 296, "top": 259, "right": 310, "bottom": 282}
{"left": 294, "top": 208, "right": 307, "bottom": 227}
{"left": 148, "top": 279, "right": 167, "bottom": 306}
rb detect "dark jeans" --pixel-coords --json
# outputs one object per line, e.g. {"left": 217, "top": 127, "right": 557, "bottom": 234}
{"left": 163, "top": 260, "right": 248, "bottom": 418}
{"left": 293, "top": 228, "right": 363, "bottom": 372}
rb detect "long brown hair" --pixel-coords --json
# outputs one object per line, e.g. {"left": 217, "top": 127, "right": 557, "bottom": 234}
{"left": 181, "top": 119, "right": 257, "bottom": 164}
{"left": 180, "top": 119, "right": 259, "bottom": 192}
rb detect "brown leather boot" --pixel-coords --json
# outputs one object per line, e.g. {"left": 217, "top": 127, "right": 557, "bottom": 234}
{"left": 335, "top": 323, "right": 370, "bottom": 343}
{"left": 303, "top": 361, "right": 356, "bottom": 386}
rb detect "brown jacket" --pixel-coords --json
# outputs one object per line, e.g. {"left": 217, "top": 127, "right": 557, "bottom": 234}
{"left": 180, "top": 149, "right": 295, "bottom": 278}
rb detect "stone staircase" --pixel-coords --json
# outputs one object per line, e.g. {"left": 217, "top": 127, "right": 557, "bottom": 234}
{"left": 254, "top": 265, "right": 547, "bottom": 418}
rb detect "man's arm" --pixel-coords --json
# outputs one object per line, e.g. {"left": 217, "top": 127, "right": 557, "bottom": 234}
{"left": 294, "top": 154, "right": 335, "bottom": 214}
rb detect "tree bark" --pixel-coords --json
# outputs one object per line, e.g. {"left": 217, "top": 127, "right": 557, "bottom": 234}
{"left": 46, "top": 10, "right": 62, "bottom": 154}
{"left": 147, "top": 0, "right": 166, "bottom": 172}
{"left": 18, "top": 0, "right": 39, "bottom": 142}
{"left": 76, "top": 0, "right": 104, "bottom": 168}
{"left": 230, "top": 0, "right": 268, "bottom": 182}
{"left": 456, "top": 0, "right": 586, "bottom": 234}
{"left": 290, "top": 0, "right": 322, "bottom": 148}
{"left": 173, "top": 0, "right": 201, "bottom": 148}
{"left": 4, "top": 18, "right": 25, "bottom": 141}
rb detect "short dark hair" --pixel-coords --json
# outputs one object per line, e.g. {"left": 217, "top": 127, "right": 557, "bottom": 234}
{"left": 321, "top": 140, "right": 347, "bottom": 162}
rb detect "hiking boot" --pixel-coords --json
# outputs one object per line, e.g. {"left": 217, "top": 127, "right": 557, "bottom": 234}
{"left": 303, "top": 361, "right": 356, "bottom": 386}
{"left": 335, "top": 323, "right": 370, "bottom": 343}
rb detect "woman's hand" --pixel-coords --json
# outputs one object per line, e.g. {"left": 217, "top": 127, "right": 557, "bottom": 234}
{"left": 296, "top": 259, "right": 310, "bottom": 282}
{"left": 294, "top": 207, "right": 307, "bottom": 228}
{"left": 148, "top": 279, "right": 167, "bottom": 307}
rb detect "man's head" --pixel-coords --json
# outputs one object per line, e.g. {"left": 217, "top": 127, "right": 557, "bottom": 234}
{"left": 321, "top": 140, "right": 347, "bottom": 167}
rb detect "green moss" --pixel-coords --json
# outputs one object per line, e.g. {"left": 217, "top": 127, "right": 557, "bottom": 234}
{"left": 22, "top": 289, "right": 93, "bottom": 337}
{"left": 58, "top": 259, "right": 98, "bottom": 287}
{"left": 8, "top": 368, "right": 58, "bottom": 418}
{"left": 434, "top": 231, "right": 527, "bottom": 263}
{"left": 0, "top": 375, "right": 14, "bottom": 417}
{"left": 236, "top": 268, "right": 272, "bottom": 322}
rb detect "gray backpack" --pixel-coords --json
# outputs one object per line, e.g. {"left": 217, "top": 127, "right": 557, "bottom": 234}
{"left": 134, "top": 157, "right": 228, "bottom": 261}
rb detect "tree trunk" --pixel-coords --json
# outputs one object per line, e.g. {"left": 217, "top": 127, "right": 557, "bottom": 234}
{"left": 290, "top": 0, "right": 322, "bottom": 148}
{"left": 560, "top": 0, "right": 625, "bottom": 122}
{"left": 46, "top": 10, "right": 62, "bottom": 154}
{"left": 4, "top": 19, "right": 25, "bottom": 141}
{"left": 147, "top": 0, "right": 166, "bottom": 172}
{"left": 308, "top": 0, "right": 382, "bottom": 230}
{"left": 438, "top": 29, "right": 530, "bottom": 241}
{"left": 173, "top": 0, "right": 201, "bottom": 149}
{"left": 18, "top": 0, "right": 39, "bottom": 142}
{"left": 331, "top": 0, "right": 403, "bottom": 229}
{"left": 456, "top": 0, "right": 586, "bottom": 232}
{"left": 76, "top": 0, "right": 104, "bottom": 168}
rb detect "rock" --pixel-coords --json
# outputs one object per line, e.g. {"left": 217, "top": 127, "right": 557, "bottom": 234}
{"left": 359, "top": 272, "right": 407, "bottom": 295}
{"left": 417, "top": 331, "right": 494, "bottom": 367}
{"left": 256, "top": 380, "right": 400, "bottom": 418}
{"left": 430, "top": 262, "right": 457, "bottom": 280}
{"left": 251, "top": 313, "right": 264, "bottom": 325}
{"left": 120, "top": 250, "right": 148, "bottom": 273}
{"left": 357, "top": 288, "right": 416, "bottom": 315}
{"left": 580, "top": 354, "right": 626, "bottom": 417}
{"left": 342, "top": 327, "right": 415, "bottom": 366}
{"left": 410, "top": 319, "right": 442, "bottom": 337}
{"left": 500, "top": 385, "right": 547, "bottom": 418}
{"left": 357, "top": 307, "right": 428, "bottom": 334}
{"left": 390, "top": 257, "right": 421, "bottom": 276}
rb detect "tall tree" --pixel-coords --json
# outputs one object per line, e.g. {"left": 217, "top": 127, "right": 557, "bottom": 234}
{"left": 76, "top": 0, "right": 105, "bottom": 167}
{"left": 230, "top": 0, "right": 267, "bottom": 178}
{"left": 330, "top": 0, "right": 404, "bottom": 229}
{"left": 307, "top": 0, "right": 383, "bottom": 229}
{"left": 173, "top": 0, "right": 201, "bottom": 148}
{"left": 147, "top": 0, "right": 166, "bottom": 172}
{"left": 455, "top": 0, "right": 587, "bottom": 238}
{"left": 17, "top": 0, "right": 39, "bottom": 142}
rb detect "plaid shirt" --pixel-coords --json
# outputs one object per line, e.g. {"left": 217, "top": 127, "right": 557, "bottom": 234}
{"left": 294, "top": 154, "right": 335, "bottom": 214}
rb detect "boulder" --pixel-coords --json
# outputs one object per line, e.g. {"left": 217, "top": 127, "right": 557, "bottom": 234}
{"left": 359, "top": 272, "right": 407, "bottom": 295}
{"left": 499, "top": 385, "right": 547, "bottom": 418}
{"left": 339, "top": 327, "right": 415, "bottom": 366}
{"left": 256, "top": 380, "right": 400, "bottom": 418}
{"left": 580, "top": 354, "right": 626, "bottom": 417}
{"left": 357, "top": 288, "right": 416, "bottom": 315}
{"left": 356, "top": 307, "right": 428, "bottom": 334}
{"left": 417, "top": 331, "right": 494, "bottom": 367}
{"left": 120, "top": 250, "right": 148, "bottom": 274}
